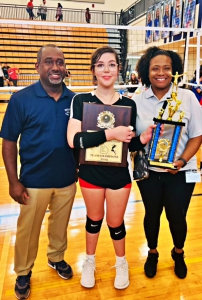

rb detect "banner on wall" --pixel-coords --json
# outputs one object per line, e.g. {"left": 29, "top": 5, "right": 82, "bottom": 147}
{"left": 145, "top": 8, "right": 153, "bottom": 44}
{"left": 153, "top": 2, "right": 161, "bottom": 41}
{"left": 172, "top": 0, "right": 183, "bottom": 35}
{"left": 161, "top": 0, "right": 172, "bottom": 38}
{"left": 183, "top": 0, "right": 196, "bottom": 28}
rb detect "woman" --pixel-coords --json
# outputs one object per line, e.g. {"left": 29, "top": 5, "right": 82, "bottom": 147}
{"left": 132, "top": 46, "right": 202, "bottom": 279}
{"left": 67, "top": 46, "right": 156, "bottom": 289}
{"left": 127, "top": 72, "right": 139, "bottom": 98}
{"left": 26, "top": 0, "right": 35, "bottom": 20}
{"left": 56, "top": 3, "right": 63, "bottom": 21}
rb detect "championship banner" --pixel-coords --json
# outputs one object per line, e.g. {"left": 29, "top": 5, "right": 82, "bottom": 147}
{"left": 183, "top": 0, "right": 196, "bottom": 28}
{"left": 145, "top": 8, "right": 153, "bottom": 44}
{"left": 153, "top": 3, "right": 161, "bottom": 41}
{"left": 172, "top": 0, "right": 183, "bottom": 35}
{"left": 162, "top": 0, "right": 172, "bottom": 39}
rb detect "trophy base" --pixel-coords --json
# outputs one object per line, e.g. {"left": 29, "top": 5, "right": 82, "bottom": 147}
{"left": 149, "top": 160, "right": 177, "bottom": 169}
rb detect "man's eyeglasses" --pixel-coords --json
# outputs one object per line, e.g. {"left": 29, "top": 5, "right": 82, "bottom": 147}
{"left": 94, "top": 62, "right": 118, "bottom": 72}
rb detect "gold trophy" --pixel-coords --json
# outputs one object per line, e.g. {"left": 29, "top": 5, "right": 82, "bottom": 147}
{"left": 148, "top": 72, "right": 186, "bottom": 169}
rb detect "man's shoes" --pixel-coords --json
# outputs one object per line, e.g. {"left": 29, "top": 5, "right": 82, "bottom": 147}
{"left": 144, "top": 251, "right": 159, "bottom": 278}
{"left": 114, "top": 259, "right": 129, "bottom": 289}
{"left": 15, "top": 271, "right": 32, "bottom": 299}
{"left": 171, "top": 247, "right": 187, "bottom": 279}
{"left": 80, "top": 259, "right": 96, "bottom": 288}
{"left": 48, "top": 260, "right": 73, "bottom": 279}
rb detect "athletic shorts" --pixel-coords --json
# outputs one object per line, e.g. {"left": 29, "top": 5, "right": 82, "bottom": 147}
{"left": 79, "top": 178, "right": 132, "bottom": 189}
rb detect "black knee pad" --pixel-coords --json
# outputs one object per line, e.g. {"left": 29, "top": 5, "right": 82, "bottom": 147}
{"left": 85, "top": 215, "right": 103, "bottom": 234}
{"left": 108, "top": 221, "right": 126, "bottom": 240}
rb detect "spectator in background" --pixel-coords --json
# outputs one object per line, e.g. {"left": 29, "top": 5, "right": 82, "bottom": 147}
{"left": 2, "top": 63, "right": 11, "bottom": 86}
{"left": 127, "top": 72, "right": 139, "bottom": 98}
{"left": 65, "top": 69, "right": 72, "bottom": 86}
{"left": 118, "top": 81, "right": 127, "bottom": 95}
{"left": 8, "top": 66, "right": 20, "bottom": 87}
{"left": 85, "top": 8, "right": 91, "bottom": 23}
{"left": 39, "top": 0, "right": 47, "bottom": 20}
{"left": 0, "top": 63, "right": 4, "bottom": 87}
{"left": 56, "top": 3, "right": 63, "bottom": 21}
{"left": 26, "top": 0, "right": 35, "bottom": 20}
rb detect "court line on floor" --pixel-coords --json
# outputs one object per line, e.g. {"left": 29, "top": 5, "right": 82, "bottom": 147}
{"left": 0, "top": 194, "right": 201, "bottom": 221}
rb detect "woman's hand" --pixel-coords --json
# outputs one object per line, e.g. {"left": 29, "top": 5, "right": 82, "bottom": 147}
{"left": 140, "top": 124, "right": 164, "bottom": 145}
{"left": 165, "top": 160, "right": 183, "bottom": 174}
{"left": 105, "top": 126, "right": 134, "bottom": 143}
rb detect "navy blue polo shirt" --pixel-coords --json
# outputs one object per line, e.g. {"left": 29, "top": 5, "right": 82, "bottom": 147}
{"left": 0, "top": 81, "right": 76, "bottom": 188}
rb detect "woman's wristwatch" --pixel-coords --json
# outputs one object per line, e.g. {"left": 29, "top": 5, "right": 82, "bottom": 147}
{"left": 177, "top": 157, "right": 187, "bottom": 167}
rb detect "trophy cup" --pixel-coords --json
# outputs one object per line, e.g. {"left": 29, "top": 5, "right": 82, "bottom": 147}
{"left": 148, "top": 72, "right": 185, "bottom": 169}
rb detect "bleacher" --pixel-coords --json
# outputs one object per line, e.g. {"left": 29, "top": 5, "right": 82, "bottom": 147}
{"left": 0, "top": 22, "right": 122, "bottom": 100}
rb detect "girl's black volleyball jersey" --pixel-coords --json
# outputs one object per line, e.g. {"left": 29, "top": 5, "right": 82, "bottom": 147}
{"left": 70, "top": 92, "right": 144, "bottom": 189}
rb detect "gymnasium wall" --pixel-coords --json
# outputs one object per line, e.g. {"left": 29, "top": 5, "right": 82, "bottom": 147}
{"left": 0, "top": 0, "right": 135, "bottom": 12}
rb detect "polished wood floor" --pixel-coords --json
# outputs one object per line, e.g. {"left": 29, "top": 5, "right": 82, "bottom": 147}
{"left": 0, "top": 103, "right": 202, "bottom": 300}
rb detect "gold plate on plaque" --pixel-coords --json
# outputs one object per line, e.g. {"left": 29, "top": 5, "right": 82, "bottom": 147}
{"left": 85, "top": 131, "right": 123, "bottom": 163}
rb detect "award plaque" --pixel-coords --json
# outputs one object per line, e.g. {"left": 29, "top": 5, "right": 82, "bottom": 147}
{"left": 79, "top": 103, "right": 132, "bottom": 167}
{"left": 148, "top": 72, "right": 186, "bottom": 169}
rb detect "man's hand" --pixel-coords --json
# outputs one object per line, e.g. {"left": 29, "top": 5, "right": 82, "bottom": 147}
{"left": 9, "top": 181, "right": 29, "bottom": 205}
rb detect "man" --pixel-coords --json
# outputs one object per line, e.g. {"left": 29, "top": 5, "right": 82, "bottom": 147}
{"left": 0, "top": 44, "right": 77, "bottom": 299}
{"left": 8, "top": 66, "right": 20, "bottom": 86}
